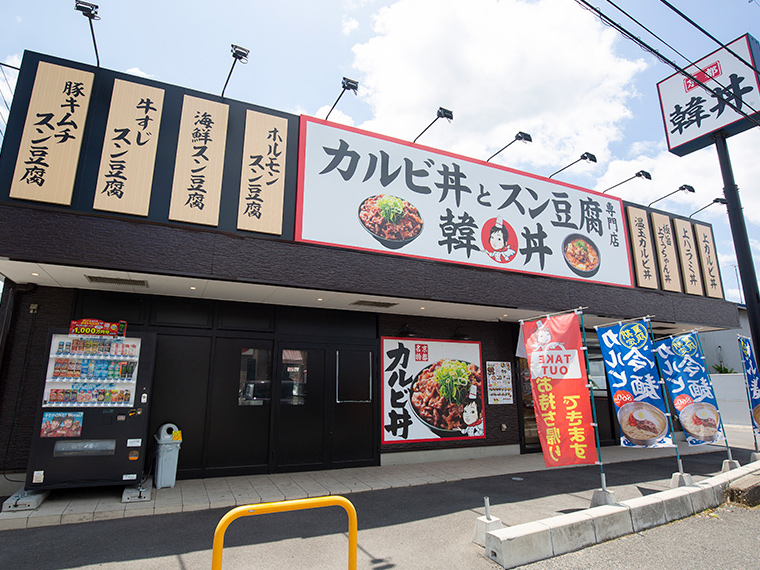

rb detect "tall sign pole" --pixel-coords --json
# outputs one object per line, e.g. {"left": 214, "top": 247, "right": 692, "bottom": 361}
{"left": 714, "top": 133, "right": 760, "bottom": 361}
{"left": 657, "top": 33, "right": 760, "bottom": 355}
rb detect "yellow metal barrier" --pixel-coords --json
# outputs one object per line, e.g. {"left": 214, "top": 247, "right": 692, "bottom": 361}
{"left": 211, "top": 495, "right": 358, "bottom": 570}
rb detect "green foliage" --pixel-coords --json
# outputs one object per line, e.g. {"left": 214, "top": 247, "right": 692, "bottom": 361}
{"left": 712, "top": 363, "right": 736, "bottom": 374}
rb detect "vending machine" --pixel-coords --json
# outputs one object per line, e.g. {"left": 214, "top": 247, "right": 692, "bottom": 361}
{"left": 25, "top": 320, "right": 156, "bottom": 490}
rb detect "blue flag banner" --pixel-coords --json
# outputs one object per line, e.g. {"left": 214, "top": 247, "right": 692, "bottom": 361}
{"left": 738, "top": 336, "right": 760, "bottom": 436}
{"left": 597, "top": 320, "right": 672, "bottom": 447}
{"left": 655, "top": 332, "right": 724, "bottom": 446}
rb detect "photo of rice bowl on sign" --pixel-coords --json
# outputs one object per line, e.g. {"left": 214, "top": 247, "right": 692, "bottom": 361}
{"left": 617, "top": 401, "right": 668, "bottom": 445}
{"left": 358, "top": 194, "right": 423, "bottom": 249}
{"left": 409, "top": 359, "right": 481, "bottom": 437}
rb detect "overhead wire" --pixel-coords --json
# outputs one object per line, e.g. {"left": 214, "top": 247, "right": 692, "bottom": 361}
{"left": 573, "top": 0, "right": 760, "bottom": 131}
{"left": 657, "top": 0, "right": 760, "bottom": 77}
{"left": 603, "top": 0, "right": 760, "bottom": 121}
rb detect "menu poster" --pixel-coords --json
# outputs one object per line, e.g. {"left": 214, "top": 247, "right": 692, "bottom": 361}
{"left": 521, "top": 312, "right": 598, "bottom": 467}
{"left": 381, "top": 337, "right": 484, "bottom": 444}
{"left": 650, "top": 212, "right": 683, "bottom": 293}
{"left": 673, "top": 218, "right": 704, "bottom": 296}
{"left": 486, "top": 361, "right": 513, "bottom": 404}
{"left": 626, "top": 206, "right": 658, "bottom": 289}
{"left": 738, "top": 336, "right": 760, "bottom": 436}
{"left": 655, "top": 332, "right": 724, "bottom": 446}
{"left": 596, "top": 320, "right": 672, "bottom": 448}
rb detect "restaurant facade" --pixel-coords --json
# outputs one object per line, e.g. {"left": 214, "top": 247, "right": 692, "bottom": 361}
{"left": 0, "top": 52, "right": 739, "bottom": 482}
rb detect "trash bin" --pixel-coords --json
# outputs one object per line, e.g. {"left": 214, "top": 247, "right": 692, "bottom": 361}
{"left": 154, "top": 423, "right": 182, "bottom": 489}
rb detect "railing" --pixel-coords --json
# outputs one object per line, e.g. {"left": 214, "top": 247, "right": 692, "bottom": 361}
{"left": 211, "top": 495, "right": 358, "bottom": 570}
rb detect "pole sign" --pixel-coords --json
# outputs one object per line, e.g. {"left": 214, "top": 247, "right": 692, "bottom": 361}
{"left": 655, "top": 333, "right": 724, "bottom": 446}
{"left": 738, "top": 336, "right": 760, "bottom": 435}
{"left": 657, "top": 34, "right": 760, "bottom": 157}
{"left": 596, "top": 320, "right": 672, "bottom": 448}
{"left": 521, "top": 312, "right": 598, "bottom": 467}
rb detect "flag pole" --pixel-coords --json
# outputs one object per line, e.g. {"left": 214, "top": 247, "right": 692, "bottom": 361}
{"left": 577, "top": 309, "right": 608, "bottom": 494}
{"left": 737, "top": 336, "right": 760, "bottom": 454}
{"left": 695, "top": 332, "right": 734, "bottom": 463}
{"left": 646, "top": 319, "right": 686, "bottom": 477}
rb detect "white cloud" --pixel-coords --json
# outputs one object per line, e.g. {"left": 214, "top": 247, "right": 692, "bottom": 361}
{"left": 315, "top": 105, "right": 356, "bottom": 126}
{"left": 125, "top": 67, "right": 154, "bottom": 79}
{"left": 342, "top": 16, "right": 359, "bottom": 35}
{"left": 351, "top": 0, "right": 646, "bottom": 171}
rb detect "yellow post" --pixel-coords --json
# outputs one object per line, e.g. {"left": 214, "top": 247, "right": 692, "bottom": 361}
{"left": 211, "top": 495, "right": 358, "bottom": 570}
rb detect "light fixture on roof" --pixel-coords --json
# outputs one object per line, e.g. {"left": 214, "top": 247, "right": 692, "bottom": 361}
{"left": 648, "top": 184, "right": 695, "bottom": 208}
{"left": 74, "top": 1, "right": 101, "bottom": 67}
{"left": 548, "top": 152, "right": 597, "bottom": 179}
{"left": 221, "top": 44, "right": 249, "bottom": 97}
{"left": 486, "top": 131, "right": 533, "bottom": 162}
{"left": 413, "top": 107, "right": 453, "bottom": 143}
{"left": 602, "top": 170, "right": 652, "bottom": 194}
{"left": 689, "top": 197, "right": 727, "bottom": 218}
{"left": 325, "top": 77, "right": 359, "bottom": 121}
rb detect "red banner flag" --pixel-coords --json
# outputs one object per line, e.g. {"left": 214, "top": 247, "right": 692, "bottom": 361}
{"left": 521, "top": 312, "right": 598, "bottom": 467}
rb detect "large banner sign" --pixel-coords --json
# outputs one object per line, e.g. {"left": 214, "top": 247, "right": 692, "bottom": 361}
{"left": 655, "top": 333, "right": 725, "bottom": 446}
{"left": 381, "top": 337, "right": 484, "bottom": 444}
{"left": 738, "top": 336, "right": 760, "bottom": 436}
{"left": 596, "top": 320, "right": 672, "bottom": 448}
{"left": 658, "top": 34, "right": 760, "bottom": 157}
{"left": 297, "top": 117, "right": 634, "bottom": 287}
{"left": 521, "top": 313, "right": 598, "bottom": 467}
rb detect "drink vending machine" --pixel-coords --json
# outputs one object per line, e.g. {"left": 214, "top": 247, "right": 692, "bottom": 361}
{"left": 25, "top": 321, "right": 156, "bottom": 490}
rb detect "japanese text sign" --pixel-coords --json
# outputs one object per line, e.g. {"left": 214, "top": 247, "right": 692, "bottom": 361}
{"left": 626, "top": 206, "right": 658, "bottom": 289}
{"left": 673, "top": 218, "right": 704, "bottom": 296}
{"left": 596, "top": 320, "right": 672, "bottom": 448}
{"left": 738, "top": 336, "right": 760, "bottom": 435}
{"left": 650, "top": 212, "right": 683, "bottom": 293}
{"left": 237, "top": 110, "right": 288, "bottom": 235}
{"left": 521, "top": 313, "right": 598, "bottom": 467}
{"left": 10, "top": 62, "right": 94, "bottom": 205}
{"left": 381, "top": 337, "right": 484, "bottom": 444}
{"left": 297, "top": 117, "right": 633, "bottom": 287}
{"left": 655, "top": 333, "right": 724, "bottom": 446}
{"left": 93, "top": 79, "right": 165, "bottom": 216}
{"left": 169, "top": 95, "right": 229, "bottom": 226}
{"left": 658, "top": 34, "right": 760, "bottom": 156}
{"left": 693, "top": 223, "right": 724, "bottom": 299}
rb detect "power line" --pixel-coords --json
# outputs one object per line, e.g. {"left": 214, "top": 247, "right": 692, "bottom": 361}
{"left": 603, "top": 0, "right": 760, "bottom": 121}
{"left": 573, "top": 0, "right": 760, "bottom": 131}
{"left": 656, "top": 0, "right": 760, "bottom": 77}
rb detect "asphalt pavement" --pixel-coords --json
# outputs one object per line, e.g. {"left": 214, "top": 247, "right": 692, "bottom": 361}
{"left": 0, "top": 448, "right": 756, "bottom": 570}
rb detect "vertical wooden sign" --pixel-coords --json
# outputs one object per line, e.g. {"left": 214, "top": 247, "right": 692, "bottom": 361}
{"left": 168, "top": 95, "right": 229, "bottom": 226}
{"left": 693, "top": 223, "right": 724, "bottom": 299}
{"left": 673, "top": 217, "right": 704, "bottom": 295}
{"left": 10, "top": 62, "right": 94, "bottom": 205}
{"left": 93, "top": 79, "right": 165, "bottom": 216}
{"left": 650, "top": 212, "right": 683, "bottom": 293}
{"left": 626, "top": 206, "right": 658, "bottom": 289}
{"left": 237, "top": 110, "right": 288, "bottom": 235}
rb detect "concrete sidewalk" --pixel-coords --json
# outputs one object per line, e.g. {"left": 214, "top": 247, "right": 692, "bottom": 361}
{"left": 0, "top": 437, "right": 757, "bottom": 569}
{"left": 1, "top": 424, "right": 756, "bottom": 531}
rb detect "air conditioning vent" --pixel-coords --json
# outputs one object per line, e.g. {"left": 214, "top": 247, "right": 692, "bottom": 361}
{"left": 85, "top": 275, "right": 149, "bottom": 288}
{"left": 350, "top": 300, "right": 399, "bottom": 309}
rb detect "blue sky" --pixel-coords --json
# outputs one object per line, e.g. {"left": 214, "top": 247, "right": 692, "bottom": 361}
{"left": 1, "top": 0, "right": 759, "bottom": 304}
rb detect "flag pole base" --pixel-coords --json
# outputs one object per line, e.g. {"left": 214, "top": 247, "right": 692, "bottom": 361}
{"left": 590, "top": 488, "right": 617, "bottom": 507}
{"left": 670, "top": 472, "right": 694, "bottom": 488}
{"left": 721, "top": 459, "right": 741, "bottom": 472}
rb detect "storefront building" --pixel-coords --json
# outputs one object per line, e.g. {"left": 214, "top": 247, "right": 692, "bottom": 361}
{"left": 0, "top": 52, "right": 739, "bottom": 482}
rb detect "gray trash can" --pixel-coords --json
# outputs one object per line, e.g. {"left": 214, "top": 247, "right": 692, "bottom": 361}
{"left": 154, "top": 423, "right": 181, "bottom": 489}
